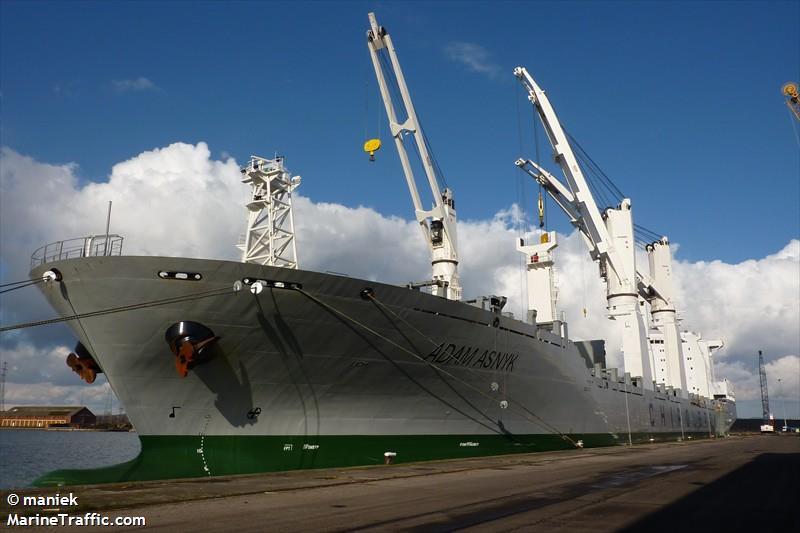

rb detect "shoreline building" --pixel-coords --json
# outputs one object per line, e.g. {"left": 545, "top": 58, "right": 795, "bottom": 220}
{"left": 0, "top": 406, "right": 96, "bottom": 429}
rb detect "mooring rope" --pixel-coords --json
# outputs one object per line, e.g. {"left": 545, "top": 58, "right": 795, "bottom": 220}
{"left": 2, "top": 273, "right": 578, "bottom": 446}
{"left": 365, "top": 293, "right": 578, "bottom": 447}
{"left": 0, "top": 278, "right": 46, "bottom": 294}
{"left": 294, "top": 287, "right": 577, "bottom": 447}
{"left": 0, "top": 286, "right": 234, "bottom": 333}
{"left": 292, "top": 288, "right": 504, "bottom": 435}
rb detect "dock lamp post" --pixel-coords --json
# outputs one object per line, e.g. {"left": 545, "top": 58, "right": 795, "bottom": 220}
{"left": 778, "top": 378, "right": 788, "bottom": 432}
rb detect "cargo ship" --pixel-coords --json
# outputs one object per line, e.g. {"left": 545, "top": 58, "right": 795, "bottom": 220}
{"left": 26, "top": 13, "right": 735, "bottom": 486}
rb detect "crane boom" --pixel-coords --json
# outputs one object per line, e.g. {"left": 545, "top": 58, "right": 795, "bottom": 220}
{"left": 367, "top": 13, "right": 461, "bottom": 300}
{"left": 514, "top": 66, "right": 653, "bottom": 388}
{"left": 514, "top": 68, "right": 632, "bottom": 287}
{"left": 516, "top": 160, "right": 601, "bottom": 259}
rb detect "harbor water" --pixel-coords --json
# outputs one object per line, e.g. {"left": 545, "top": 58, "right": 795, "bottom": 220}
{"left": 0, "top": 430, "right": 140, "bottom": 489}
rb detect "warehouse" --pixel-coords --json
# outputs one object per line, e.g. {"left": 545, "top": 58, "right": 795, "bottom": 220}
{"left": 0, "top": 406, "right": 96, "bottom": 428}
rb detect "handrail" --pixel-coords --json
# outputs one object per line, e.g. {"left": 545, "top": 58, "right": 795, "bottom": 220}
{"left": 31, "top": 235, "right": 124, "bottom": 269}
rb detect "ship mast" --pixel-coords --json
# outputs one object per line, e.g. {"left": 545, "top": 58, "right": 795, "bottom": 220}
{"left": 238, "top": 156, "right": 301, "bottom": 268}
{"left": 366, "top": 13, "right": 462, "bottom": 300}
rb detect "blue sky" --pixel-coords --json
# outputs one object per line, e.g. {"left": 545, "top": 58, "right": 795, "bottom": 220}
{"left": 2, "top": 1, "right": 798, "bottom": 264}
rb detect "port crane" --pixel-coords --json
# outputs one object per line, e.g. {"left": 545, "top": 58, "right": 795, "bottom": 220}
{"left": 366, "top": 13, "right": 462, "bottom": 300}
{"left": 514, "top": 67, "right": 688, "bottom": 392}
{"left": 758, "top": 350, "right": 774, "bottom": 432}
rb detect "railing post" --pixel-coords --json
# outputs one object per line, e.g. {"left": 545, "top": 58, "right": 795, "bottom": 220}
{"left": 103, "top": 201, "right": 112, "bottom": 256}
{"left": 31, "top": 235, "right": 125, "bottom": 267}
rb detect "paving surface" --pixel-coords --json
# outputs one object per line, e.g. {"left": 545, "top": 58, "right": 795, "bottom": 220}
{"left": 2, "top": 435, "right": 798, "bottom": 532}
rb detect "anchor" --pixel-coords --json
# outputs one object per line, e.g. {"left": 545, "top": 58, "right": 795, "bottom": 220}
{"left": 65, "top": 342, "right": 102, "bottom": 384}
{"left": 174, "top": 336, "right": 218, "bottom": 377}
{"left": 165, "top": 321, "right": 219, "bottom": 377}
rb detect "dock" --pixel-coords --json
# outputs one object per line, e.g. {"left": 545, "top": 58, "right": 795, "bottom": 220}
{"left": 2, "top": 435, "right": 798, "bottom": 532}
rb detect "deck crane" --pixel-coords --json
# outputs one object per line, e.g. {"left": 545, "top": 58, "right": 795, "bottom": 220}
{"left": 366, "top": 13, "right": 462, "bottom": 301}
{"left": 514, "top": 67, "right": 688, "bottom": 392}
{"left": 640, "top": 238, "right": 688, "bottom": 394}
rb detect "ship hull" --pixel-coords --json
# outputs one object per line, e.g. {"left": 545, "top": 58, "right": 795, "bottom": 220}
{"left": 30, "top": 256, "right": 736, "bottom": 486}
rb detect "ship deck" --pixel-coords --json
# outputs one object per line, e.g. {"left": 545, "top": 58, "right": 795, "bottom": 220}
{"left": 2, "top": 435, "right": 798, "bottom": 531}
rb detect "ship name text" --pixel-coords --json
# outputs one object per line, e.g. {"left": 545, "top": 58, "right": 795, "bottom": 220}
{"left": 425, "top": 343, "right": 518, "bottom": 372}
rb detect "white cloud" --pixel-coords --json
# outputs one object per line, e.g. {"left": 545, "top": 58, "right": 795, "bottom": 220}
{"left": 0, "top": 143, "right": 246, "bottom": 268}
{"left": 672, "top": 242, "right": 800, "bottom": 359}
{"left": 714, "top": 355, "right": 799, "bottom": 402}
{"left": 443, "top": 42, "right": 501, "bottom": 78}
{"left": 1, "top": 342, "right": 73, "bottom": 385}
{"left": 0, "top": 144, "right": 797, "bottom": 419}
{"left": 0, "top": 340, "right": 116, "bottom": 413}
{"left": 111, "top": 77, "right": 158, "bottom": 92}
{"left": 713, "top": 355, "right": 800, "bottom": 421}
{"left": 294, "top": 199, "right": 427, "bottom": 283}
{"left": 0, "top": 143, "right": 248, "bottom": 349}
{"left": 4, "top": 373, "right": 114, "bottom": 413}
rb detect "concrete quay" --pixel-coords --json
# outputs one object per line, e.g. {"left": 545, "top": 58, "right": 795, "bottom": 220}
{"left": 2, "top": 435, "right": 797, "bottom": 532}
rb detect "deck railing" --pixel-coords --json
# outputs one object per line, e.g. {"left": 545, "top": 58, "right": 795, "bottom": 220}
{"left": 31, "top": 235, "right": 124, "bottom": 269}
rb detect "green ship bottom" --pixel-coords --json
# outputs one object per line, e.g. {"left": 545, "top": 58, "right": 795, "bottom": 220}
{"left": 34, "top": 431, "right": 713, "bottom": 486}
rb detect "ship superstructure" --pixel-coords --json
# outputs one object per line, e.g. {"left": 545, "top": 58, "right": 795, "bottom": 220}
{"left": 16, "top": 13, "right": 735, "bottom": 487}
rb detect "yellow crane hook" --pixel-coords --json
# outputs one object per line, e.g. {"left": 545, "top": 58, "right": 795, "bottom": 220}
{"left": 784, "top": 82, "right": 800, "bottom": 122}
{"left": 363, "top": 139, "right": 382, "bottom": 162}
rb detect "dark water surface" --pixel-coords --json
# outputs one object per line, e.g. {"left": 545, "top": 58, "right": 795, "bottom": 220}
{"left": 0, "top": 429, "right": 141, "bottom": 489}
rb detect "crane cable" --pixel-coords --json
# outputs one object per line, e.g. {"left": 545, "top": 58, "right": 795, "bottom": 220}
{"left": 633, "top": 223, "right": 665, "bottom": 250}
{"left": 363, "top": 56, "right": 369, "bottom": 143}
{"left": 533, "top": 100, "right": 546, "bottom": 230}
{"left": 363, "top": 52, "right": 383, "bottom": 158}
{"left": 581, "top": 254, "right": 587, "bottom": 318}
{"left": 515, "top": 82, "right": 527, "bottom": 313}
{"left": 788, "top": 103, "right": 800, "bottom": 149}
{"left": 377, "top": 49, "right": 448, "bottom": 191}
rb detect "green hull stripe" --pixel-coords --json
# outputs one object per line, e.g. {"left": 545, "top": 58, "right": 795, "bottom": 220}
{"left": 33, "top": 431, "right": 712, "bottom": 487}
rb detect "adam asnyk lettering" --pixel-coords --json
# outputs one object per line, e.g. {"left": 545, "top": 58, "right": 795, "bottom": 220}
{"left": 425, "top": 343, "right": 518, "bottom": 372}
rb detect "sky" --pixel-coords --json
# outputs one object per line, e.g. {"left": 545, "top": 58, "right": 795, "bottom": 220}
{"left": 0, "top": 1, "right": 798, "bottom": 420}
